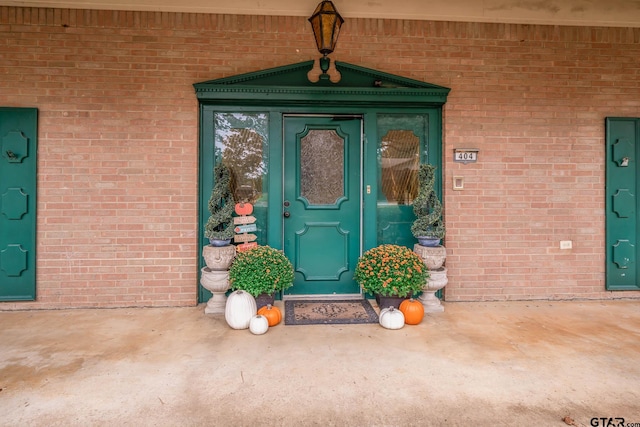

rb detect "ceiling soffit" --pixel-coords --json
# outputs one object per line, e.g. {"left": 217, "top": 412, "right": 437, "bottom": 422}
{"left": 2, "top": 0, "right": 640, "bottom": 28}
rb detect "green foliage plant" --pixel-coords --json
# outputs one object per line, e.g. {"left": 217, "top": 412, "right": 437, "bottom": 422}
{"left": 229, "top": 246, "right": 294, "bottom": 297}
{"left": 204, "top": 163, "right": 235, "bottom": 241}
{"left": 354, "top": 244, "right": 428, "bottom": 297}
{"left": 411, "top": 164, "right": 445, "bottom": 240}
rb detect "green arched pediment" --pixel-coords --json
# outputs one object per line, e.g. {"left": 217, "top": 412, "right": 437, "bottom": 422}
{"left": 194, "top": 61, "right": 450, "bottom": 107}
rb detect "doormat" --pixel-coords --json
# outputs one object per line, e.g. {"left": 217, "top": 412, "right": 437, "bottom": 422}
{"left": 284, "top": 299, "right": 379, "bottom": 325}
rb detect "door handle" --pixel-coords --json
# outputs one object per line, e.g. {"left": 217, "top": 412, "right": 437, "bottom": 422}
{"left": 283, "top": 211, "right": 290, "bottom": 218}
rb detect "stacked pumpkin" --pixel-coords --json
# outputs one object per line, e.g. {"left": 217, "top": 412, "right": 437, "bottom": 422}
{"left": 224, "top": 290, "right": 282, "bottom": 335}
{"left": 379, "top": 298, "right": 425, "bottom": 329}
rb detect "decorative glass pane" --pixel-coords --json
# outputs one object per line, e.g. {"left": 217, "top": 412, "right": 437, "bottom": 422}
{"left": 214, "top": 113, "right": 268, "bottom": 204}
{"left": 300, "top": 129, "right": 344, "bottom": 205}
{"left": 376, "top": 114, "right": 427, "bottom": 247}
{"left": 379, "top": 130, "right": 420, "bottom": 205}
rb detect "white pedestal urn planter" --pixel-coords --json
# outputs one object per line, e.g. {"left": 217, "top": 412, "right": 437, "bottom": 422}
{"left": 413, "top": 243, "right": 448, "bottom": 312}
{"left": 419, "top": 266, "right": 448, "bottom": 313}
{"left": 413, "top": 244, "right": 446, "bottom": 270}
{"left": 202, "top": 244, "right": 236, "bottom": 271}
{"left": 200, "top": 267, "right": 231, "bottom": 314}
{"left": 200, "top": 245, "right": 236, "bottom": 314}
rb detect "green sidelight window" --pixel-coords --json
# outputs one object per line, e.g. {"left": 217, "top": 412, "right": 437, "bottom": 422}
{"left": 376, "top": 114, "right": 428, "bottom": 247}
{"left": 213, "top": 112, "right": 268, "bottom": 244}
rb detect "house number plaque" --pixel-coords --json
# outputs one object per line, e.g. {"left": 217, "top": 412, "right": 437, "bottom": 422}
{"left": 454, "top": 148, "right": 478, "bottom": 164}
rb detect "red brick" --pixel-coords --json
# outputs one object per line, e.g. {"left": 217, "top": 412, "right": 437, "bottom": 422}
{"left": 1, "top": 7, "right": 640, "bottom": 308}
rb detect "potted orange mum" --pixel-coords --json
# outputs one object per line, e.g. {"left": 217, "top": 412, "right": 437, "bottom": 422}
{"left": 354, "top": 244, "right": 428, "bottom": 309}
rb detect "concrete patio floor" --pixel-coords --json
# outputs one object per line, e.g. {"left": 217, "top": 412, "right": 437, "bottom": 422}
{"left": 1, "top": 300, "right": 639, "bottom": 427}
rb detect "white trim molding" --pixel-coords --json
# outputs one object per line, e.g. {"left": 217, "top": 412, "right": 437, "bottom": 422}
{"left": 2, "top": 0, "right": 640, "bottom": 28}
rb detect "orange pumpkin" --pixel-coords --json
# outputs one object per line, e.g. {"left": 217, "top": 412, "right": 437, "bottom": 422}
{"left": 257, "top": 304, "right": 282, "bottom": 326}
{"left": 234, "top": 202, "right": 253, "bottom": 216}
{"left": 399, "top": 298, "right": 424, "bottom": 325}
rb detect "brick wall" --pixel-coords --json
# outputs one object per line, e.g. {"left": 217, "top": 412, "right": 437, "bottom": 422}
{"left": 344, "top": 19, "right": 640, "bottom": 301}
{"left": 1, "top": 7, "right": 639, "bottom": 308}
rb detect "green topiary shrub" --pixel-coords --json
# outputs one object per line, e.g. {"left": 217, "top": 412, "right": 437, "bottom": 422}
{"left": 411, "top": 164, "right": 445, "bottom": 240}
{"left": 204, "top": 163, "right": 235, "bottom": 241}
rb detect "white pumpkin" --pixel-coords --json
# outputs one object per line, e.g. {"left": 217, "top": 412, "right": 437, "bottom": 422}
{"left": 225, "top": 290, "right": 257, "bottom": 329}
{"left": 379, "top": 306, "right": 405, "bottom": 330}
{"left": 249, "top": 315, "right": 269, "bottom": 335}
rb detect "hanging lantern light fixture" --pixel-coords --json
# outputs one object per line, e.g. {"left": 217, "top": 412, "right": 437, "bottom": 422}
{"left": 308, "top": 0, "right": 344, "bottom": 77}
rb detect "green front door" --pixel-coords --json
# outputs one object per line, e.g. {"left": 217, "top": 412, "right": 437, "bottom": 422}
{"left": 0, "top": 107, "right": 38, "bottom": 301}
{"left": 283, "top": 116, "right": 362, "bottom": 296}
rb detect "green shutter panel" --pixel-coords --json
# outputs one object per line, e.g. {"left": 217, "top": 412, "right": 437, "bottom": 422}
{"left": 605, "top": 117, "right": 639, "bottom": 290}
{"left": 0, "top": 107, "right": 37, "bottom": 301}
